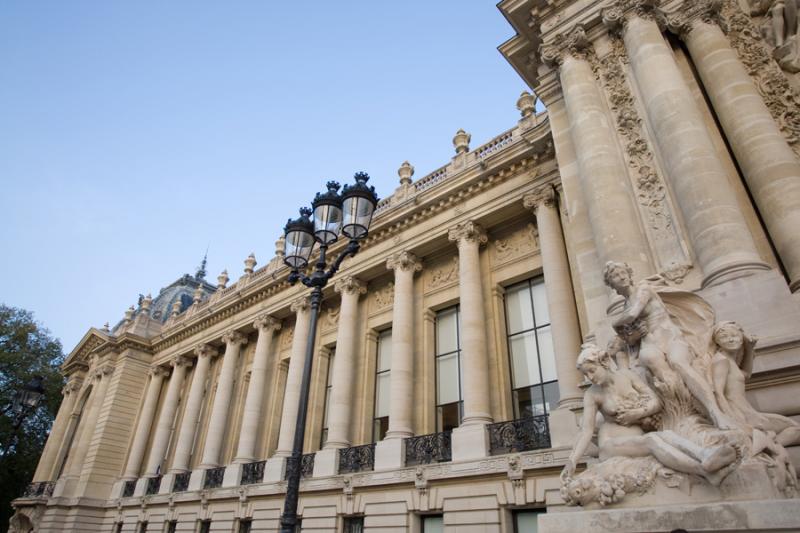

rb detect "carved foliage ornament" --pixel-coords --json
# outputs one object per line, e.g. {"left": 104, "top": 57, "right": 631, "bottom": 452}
{"left": 447, "top": 221, "right": 488, "bottom": 247}
{"left": 386, "top": 251, "right": 422, "bottom": 273}
{"left": 222, "top": 330, "right": 248, "bottom": 347}
{"left": 540, "top": 24, "right": 591, "bottom": 66}
{"left": 334, "top": 276, "right": 367, "bottom": 296}
{"left": 253, "top": 315, "right": 281, "bottom": 332}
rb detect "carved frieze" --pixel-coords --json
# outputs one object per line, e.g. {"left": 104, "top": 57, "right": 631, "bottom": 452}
{"left": 491, "top": 223, "right": 539, "bottom": 266}
{"left": 371, "top": 282, "right": 394, "bottom": 313}
{"left": 322, "top": 306, "right": 340, "bottom": 331}
{"left": 425, "top": 257, "right": 459, "bottom": 292}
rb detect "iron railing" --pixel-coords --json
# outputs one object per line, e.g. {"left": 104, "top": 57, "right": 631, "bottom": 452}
{"left": 173, "top": 472, "right": 190, "bottom": 492}
{"left": 203, "top": 467, "right": 225, "bottom": 489}
{"left": 145, "top": 475, "right": 161, "bottom": 496}
{"left": 487, "top": 414, "right": 550, "bottom": 455}
{"left": 241, "top": 460, "right": 266, "bottom": 485}
{"left": 404, "top": 431, "right": 452, "bottom": 466}
{"left": 338, "top": 443, "right": 376, "bottom": 474}
{"left": 23, "top": 481, "right": 55, "bottom": 498}
{"left": 122, "top": 480, "right": 136, "bottom": 498}
{"left": 284, "top": 453, "right": 315, "bottom": 480}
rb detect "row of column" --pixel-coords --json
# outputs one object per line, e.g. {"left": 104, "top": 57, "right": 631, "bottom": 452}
{"left": 553, "top": 7, "right": 800, "bottom": 289}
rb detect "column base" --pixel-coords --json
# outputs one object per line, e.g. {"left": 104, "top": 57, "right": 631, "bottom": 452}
{"left": 701, "top": 260, "right": 770, "bottom": 289}
{"left": 312, "top": 448, "right": 338, "bottom": 477}
{"left": 187, "top": 469, "right": 205, "bottom": 491}
{"left": 110, "top": 479, "right": 131, "bottom": 499}
{"left": 132, "top": 477, "right": 149, "bottom": 497}
{"left": 451, "top": 424, "right": 489, "bottom": 462}
{"left": 547, "top": 406, "right": 581, "bottom": 448}
{"left": 158, "top": 473, "right": 174, "bottom": 495}
{"left": 222, "top": 463, "right": 242, "bottom": 487}
{"left": 263, "top": 456, "right": 287, "bottom": 482}
{"left": 374, "top": 438, "right": 405, "bottom": 470}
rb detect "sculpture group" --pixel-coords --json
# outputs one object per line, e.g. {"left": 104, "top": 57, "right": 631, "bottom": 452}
{"left": 561, "top": 261, "right": 800, "bottom": 507}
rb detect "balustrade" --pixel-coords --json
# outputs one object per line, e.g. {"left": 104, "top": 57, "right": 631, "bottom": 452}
{"left": 122, "top": 480, "right": 136, "bottom": 498}
{"left": 241, "top": 460, "right": 266, "bottom": 485}
{"left": 23, "top": 481, "right": 55, "bottom": 498}
{"left": 145, "top": 476, "right": 161, "bottom": 496}
{"left": 404, "top": 431, "right": 452, "bottom": 466}
{"left": 203, "top": 467, "right": 225, "bottom": 489}
{"left": 284, "top": 453, "right": 315, "bottom": 480}
{"left": 172, "top": 472, "right": 190, "bottom": 492}
{"left": 487, "top": 415, "right": 550, "bottom": 455}
{"left": 338, "top": 443, "right": 376, "bottom": 474}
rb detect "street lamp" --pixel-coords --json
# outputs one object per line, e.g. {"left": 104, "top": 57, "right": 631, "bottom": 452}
{"left": 7, "top": 376, "right": 46, "bottom": 429}
{"left": 279, "top": 172, "right": 378, "bottom": 533}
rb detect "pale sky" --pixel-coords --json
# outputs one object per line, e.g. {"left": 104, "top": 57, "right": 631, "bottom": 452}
{"left": 0, "top": 1, "right": 532, "bottom": 351}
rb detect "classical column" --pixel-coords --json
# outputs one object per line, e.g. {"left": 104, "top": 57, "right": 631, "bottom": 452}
{"left": 524, "top": 186, "right": 583, "bottom": 406}
{"left": 385, "top": 251, "right": 421, "bottom": 439}
{"left": 33, "top": 378, "right": 81, "bottom": 481}
{"left": 677, "top": 16, "right": 800, "bottom": 291}
{"left": 122, "top": 366, "right": 169, "bottom": 479}
{"left": 323, "top": 276, "right": 367, "bottom": 449}
{"left": 199, "top": 330, "right": 248, "bottom": 468}
{"left": 448, "top": 221, "right": 492, "bottom": 425}
{"left": 275, "top": 296, "right": 312, "bottom": 456}
{"left": 143, "top": 356, "right": 190, "bottom": 476}
{"left": 170, "top": 344, "right": 216, "bottom": 473}
{"left": 234, "top": 315, "right": 281, "bottom": 463}
{"left": 543, "top": 34, "right": 652, "bottom": 279}
{"left": 621, "top": 13, "right": 767, "bottom": 286}
{"left": 66, "top": 363, "right": 114, "bottom": 478}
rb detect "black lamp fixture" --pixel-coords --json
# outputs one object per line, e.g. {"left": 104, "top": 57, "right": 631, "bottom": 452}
{"left": 279, "top": 173, "right": 378, "bottom": 533}
{"left": 5, "top": 375, "right": 46, "bottom": 429}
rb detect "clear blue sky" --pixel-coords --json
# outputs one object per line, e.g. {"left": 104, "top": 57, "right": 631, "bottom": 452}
{"left": 0, "top": 1, "right": 531, "bottom": 352}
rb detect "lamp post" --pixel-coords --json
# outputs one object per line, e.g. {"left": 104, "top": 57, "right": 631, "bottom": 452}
{"left": 4, "top": 376, "right": 46, "bottom": 430}
{"left": 279, "top": 172, "right": 378, "bottom": 533}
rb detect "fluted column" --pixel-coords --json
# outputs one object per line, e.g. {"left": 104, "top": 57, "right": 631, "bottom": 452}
{"left": 122, "top": 366, "right": 169, "bottom": 479}
{"left": 677, "top": 16, "right": 800, "bottom": 291}
{"left": 621, "top": 13, "right": 767, "bottom": 286}
{"left": 170, "top": 344, "right": 216, "bottom": 473}
{"left": 276, "top": 296, "right": 312, "bottom": 455}
{"left": 234, "top": 315, "right": 281, "bottom": 463}
{"left": 143, "top": 356, "right": 190, "bottom": 476}
{"left": 385, "top": 251, "right": 421, "bottom": 439}
{"left": 324, "top": 277, "right": 367, "bottom": 449}
{"left": 66, "top": 363, "right": 114, "bottom": 478}
{"left": 199, "top": 330, "right": 248, "bottom": 468}
{"left": 33, "top": 378, "right": 81, "bottom": 481}
{"left": 524, "top": 186, "right": 583, "bottom": 406}
{"left": 544, "top": 36, "right": 652, "bottom": 279}
{"left": 448, "top": 221, "right": 492, "bottom": 425}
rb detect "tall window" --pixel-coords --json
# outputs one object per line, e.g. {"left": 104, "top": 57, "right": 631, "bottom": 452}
{"left": 320, "top": 349, "right": 335, "bottom": 447}
{"left": 237, "top": 518, "right": 252, "bottom": 533}
{"left": 343, "top": 516, "right": 364, "bottom": 533}
{"left": 435, "top": 306, "right": 462, "bottom": 432}
{"left": 373, "top": 330, "right": 392, "bottom": 442}
{"left": 513, "top": 510, "right": 542, "bottom": 532}
{"left": 421, "top": 515, "right": 444, "bottom": 533}
{"left": 198, "top": 520, "right": 211, "bottom": 533}
{"left": 166, "top": 520, "right": 177, "bottom": 533}
{"left": 505, "top": 278, "right": 558, "bottom": 418}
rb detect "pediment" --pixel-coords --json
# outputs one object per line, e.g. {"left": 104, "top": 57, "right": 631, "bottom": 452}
{"left": 62, "top": 329, "right": 111, "bottom": 373}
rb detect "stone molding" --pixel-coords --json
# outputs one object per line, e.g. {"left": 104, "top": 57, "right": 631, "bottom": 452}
{"left": 334, "top": 276, "right": 367, "bottom": 296}
{"left": 386, "top": 251, "right": 422, "bottom": 273}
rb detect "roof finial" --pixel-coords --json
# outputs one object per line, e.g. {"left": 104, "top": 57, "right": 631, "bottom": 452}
{"left": 195, "top": 246, "right": 209, "bottom": 280}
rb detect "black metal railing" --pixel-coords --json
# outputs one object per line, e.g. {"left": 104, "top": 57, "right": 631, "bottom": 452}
{"left": 404, "top": 431, "right": 452, "bottom": 466}
{"left": 145, "top": 475, "right": 161, "bottom": 496}
{"left": 23, "top": 481, "right": 55, "bottom": 498}
{"left": 338, "top": 443, "right": 376, "bottom": 474}
{"left": 241, "top": 460, "right": 266, "bottom": 485}
{"left": 284, "top": 453, "right": 315, "bottom": 480}
{"left": 173, "top": 472, "right": 190, "bottom": 492}
{"left": 122, "top": 480, "right": 136, "bottom": 498}
{"left": 488, "top": 414, "right": 550, "bottom": 455}
{"left": 203, "top": 467, "right": 225, "bottom": 489}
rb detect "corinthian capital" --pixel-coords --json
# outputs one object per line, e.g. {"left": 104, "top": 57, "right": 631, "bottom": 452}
{"left": 386, "top": 251, "right": 422, "bottom": 273}
{"left": 150, "top": 365, "right": 170, "bottom": 379}
{"left": 448, "top": 221, "right": 488, "bottom": 248}
{"left": 254, "top": 314, "right": 282, "bottom": 332}
{"left": 523, "top": 185, "right": 557, "bottom": 213}
{"left": 95, "top": 363, "right": 115, "bottom": 379}
{"left": 334, "top": 276, "right": 367, "bottom": 296}
{"left": 222, "top": 330, "right": 248, "bottom": 347}
{"left": 171, "top": 355, "right": 192, "bottom": 368}
{"left": 540, "top": 24, "right": 591, "bottom": 67}
{"left": 63, "top": 377, "right": 83, "bottom": 395}
{"left": 194, "top": 343, "right": 218, "bottom": 359}
{"left": 290, "top": 295, "right": 310, "bottom": 314}
{"left": 663, "top": 0, "right": 722, "bottom": 38}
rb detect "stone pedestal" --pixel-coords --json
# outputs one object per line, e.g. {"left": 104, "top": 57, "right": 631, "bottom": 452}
{"left": 312, "top": 448, "right": 338, "bottom": 477}
{"left": 263, "top": 456, "right": 287, "bottom": 482}
{"left": 538, "top": 499, "right": 800, "bottom": 533}
{"left": 132, "top": 477, "right": 148, "bottom": 497}
{"left": 222, "top": 463, "right": 242, "bottom": 487}
{"left": 547, "top": 407, "right": 581, "bottom": 449}
{"left": 374, "top": 438, "right": 405, "bottom": 471}
{"left": 109, "top": 479, "right": 127, "bottom": 499}
{"left": 451, "top": 424, "right": 489, "bottom": 462}
{"left": 158, "top": 473, "right": 174, "bottom": 495}
{"left": 187, "top": 469, "right": 205, "bottom": 491}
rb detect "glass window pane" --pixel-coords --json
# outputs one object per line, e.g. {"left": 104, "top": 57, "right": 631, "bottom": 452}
{"left": 536, "top": 326, "right": 557, "bottom": 382}
{"left": 515, "top": 386, "right": 546, "bottom": 418}
{"left": 437, "top": 353, "right": 460, "bottom": 404}
{"left": 506, "top": 283, "right": 535, "bottom": 334}
{"left": 531, "top": 280, "right": 550, "bottom": 326}
{"left": 510, "top": 331, "right": 541, "bottom": 388}
{"left": 378, "top": 330, "right": 392, "bottom": 371}
{"left": 422, "top": 516, "right": 443, "bottom": 533}
{"left": 543, "top": 381, "right": 560, "bottom": 413}
{"left": 323, "top": 386, "right": 332, "bottom": 428}
{"left": 375, "top": 372, "right": 391, "bottom": 417}
{"left": 436, "top": 308, "right": 459, "bottom": 354}
{"left": 514, "top": 511, "right": 540, "bottom": 532}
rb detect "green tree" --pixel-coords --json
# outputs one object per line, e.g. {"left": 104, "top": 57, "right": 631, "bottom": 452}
{"left": 0, "top": 304, "right": 64, "bottom": 531}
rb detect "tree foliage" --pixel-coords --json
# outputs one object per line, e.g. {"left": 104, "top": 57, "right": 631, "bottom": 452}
{"left": 0, "top": 304, "right": 64, "bottom": 531}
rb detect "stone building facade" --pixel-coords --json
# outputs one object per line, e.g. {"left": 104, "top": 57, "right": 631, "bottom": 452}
{"left": 10, "top": 0, "right": 800, "bottom": 532}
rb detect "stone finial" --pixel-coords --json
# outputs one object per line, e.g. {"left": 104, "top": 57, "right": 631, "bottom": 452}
{"left": 244, "top": 253, "right": 257, "bottom": 275}
{"left": 192, "top": 285, "right": 204, "bottom": 304}
{"left": 334, "top": 276, "right": 367, "bottom": 296}
{"left": 398, "top": 161, "right": 415, "bottom": 185}
{"left": 453, "top": 129, "right": 471, "bottom": 154}
{"left": 124, "top": 305, "right": 135, "bottom": 323}
{"left": 448, "top": 220, "right": 488, "bottom": 247}
{"left": 217, "top": 270, "right": 229, "bottom": 290}
{"left": 141, "top": 294, "right": 153, "bottom": 314}
{"left": 386, "top": 251, "right": 423, "bottom": 273}
{"left": 516, "top": 91, "right": 537, "bottom": 118}
{"left": 275, "top": 236, "right": 285, "bottom": 259}
{"left": 171, "top": 298, "right": 182, "bottom": 317}
{"left": 102, "top": 322, "right": 110, "bottom": 333}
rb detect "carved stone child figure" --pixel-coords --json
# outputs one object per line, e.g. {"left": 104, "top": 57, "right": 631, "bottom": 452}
{"left": 711, "top": 321, "right": 800, "bottom": 448}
